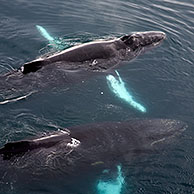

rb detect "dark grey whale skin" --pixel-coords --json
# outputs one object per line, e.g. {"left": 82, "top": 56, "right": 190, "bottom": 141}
{"left": 0, "top": 119, "right": 186, "bottom": 161}
{"left": 21, "top": 31, "right": 166, "bottom": 74}
{"left": 0, "top": 119, "right": 187, "bottom": 194}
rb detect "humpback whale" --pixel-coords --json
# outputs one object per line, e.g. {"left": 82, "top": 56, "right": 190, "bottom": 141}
{"left": 0, "top": 31, "right": 165, "bottom": 103}
{"left": 21, "top": 31, "right": 166, "bottom": 74}
{"left": 0, "top": 119, "right": 187, "bottom": 193}
{"left": 0, "top": 119, "right": 186, "bottom": 161}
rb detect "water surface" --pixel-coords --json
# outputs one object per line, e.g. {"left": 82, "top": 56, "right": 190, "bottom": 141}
{"left": 0, "top": 0, "right": 194, "bottom": 193}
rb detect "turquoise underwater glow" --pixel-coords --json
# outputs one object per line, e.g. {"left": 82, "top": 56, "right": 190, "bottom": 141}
{"left": 36, "top": 26, "right": 127, "bottom": 194}
{"left": 97, "top": 165, "right": 125, "bottom": 194}
{"left": 36, "top": 25, "right": 65, "bottom": 50}
{"left": 36, "top": 25, "right": 146, "bottom": 113}
{"left": 106, "top": 71, "right": 146, "bottom": 113}
{"left": 36, "top": 25, "right": 54, "bottom": 42}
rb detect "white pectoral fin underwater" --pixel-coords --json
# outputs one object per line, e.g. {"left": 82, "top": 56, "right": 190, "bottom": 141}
{"left": 36, "top": 25, "right": 65, "bottom": 50}
{"left": 36, "top": 25, "right": 54, "bottom": 42}
{"left": 106, "top": 70, "right": 146, "bottom": 113}
{"left": 97, "top": 165, "right": 125, "bottom": 194}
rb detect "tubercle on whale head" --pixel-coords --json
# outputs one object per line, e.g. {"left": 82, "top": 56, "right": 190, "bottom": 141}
{"left": 121, "top": 31, "right": 166, "bottom": 51}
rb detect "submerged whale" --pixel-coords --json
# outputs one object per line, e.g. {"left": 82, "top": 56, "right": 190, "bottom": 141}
{"left": 0, "top": 119, "right": 186, "bottom": 193}
{"left": 0, "top": 119, "right": 186, "bottom": 161}
{"left": 21, "top": 31, "right": 166, "bottom": 74}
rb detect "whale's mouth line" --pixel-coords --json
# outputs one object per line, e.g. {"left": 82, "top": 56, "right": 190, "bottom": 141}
{"left": 150, "top": 125, "right": 187, "bottom": 146}
{"left": 151, "top": 137, "right": 166, "bottom": 146}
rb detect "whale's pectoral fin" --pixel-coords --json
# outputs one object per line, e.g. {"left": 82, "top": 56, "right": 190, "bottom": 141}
{"left": 0, "top": 140, "right": 34, "bottom": 160}
{"left": 20, "top": 60, "right": 45, "bottom": 74}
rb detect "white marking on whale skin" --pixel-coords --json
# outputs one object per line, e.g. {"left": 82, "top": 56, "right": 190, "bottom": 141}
{"left": 20, "top": 66, "right": 24, "bottom": 73}
{"left": 67, "top": 138, "right": 81, "bottom": 148}
{"left": 135, "top": 31, "right": 166, "bottom": 35}
{"left": 92, "top": 59, "right": 98, "bottom": 66}
{"left": 0, "top": 91, "right": 37, "bottom": 105}
{"left": 151, "top": 137, "right": 166, "bottom": 146}
{"left": 153, "top": 42, "right": 161, "bottom": 46}
{"left": 150, "top": 124, "right": 187, "bottom": 146}
{"left": 33, "top": 130, "right": 70, "bottom": 141}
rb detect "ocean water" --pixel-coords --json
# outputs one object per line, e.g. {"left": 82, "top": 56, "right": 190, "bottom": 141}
{"left": 0, "top": 0, "right": 194, "bottom": 193}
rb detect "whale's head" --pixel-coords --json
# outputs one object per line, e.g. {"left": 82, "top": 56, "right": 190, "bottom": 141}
{"left": 121, "top": 31, "right": 166, "bottom": 51}
{"left": 136, "top": 119, "right": 187, "bottom": 148}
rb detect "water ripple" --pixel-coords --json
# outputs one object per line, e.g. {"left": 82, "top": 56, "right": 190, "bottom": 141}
{"left": 0, "top": 0, "right": 194, "bottom": 193}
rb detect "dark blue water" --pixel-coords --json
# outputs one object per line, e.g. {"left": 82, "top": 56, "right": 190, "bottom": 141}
{"left": 0, "top": 0, "right": 194, "bottom": 193}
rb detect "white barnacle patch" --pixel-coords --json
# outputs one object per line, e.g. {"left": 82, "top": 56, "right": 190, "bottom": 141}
{"left": 132, "top": 37, "right": 136, "bottom": 42}
{"left": 20, "top": 66, "right": 24, "bottom": 72}
{"left": 67, "top": 138, "right": 81, "bottom": 148}
{"left": 153, "top": 42, "right": 160, "bottom": 46}
{"left": 92, "top": 59, "right": 98, "bottom": 66}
